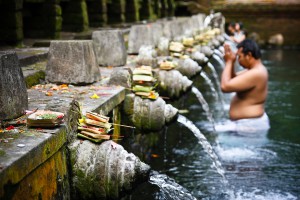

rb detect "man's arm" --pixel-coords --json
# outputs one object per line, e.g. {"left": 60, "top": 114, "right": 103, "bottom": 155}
{"left": 221, "top": 44, "right": 237, "bottom": 92}
{"left": 221, "top": 44, "right": 257, "bottom": 93}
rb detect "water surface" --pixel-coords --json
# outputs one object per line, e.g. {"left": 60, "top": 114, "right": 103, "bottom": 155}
{"left": 122, "top": 49, "right": 300, "bottom": 200}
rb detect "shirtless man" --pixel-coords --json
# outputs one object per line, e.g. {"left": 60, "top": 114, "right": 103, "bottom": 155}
{"left": 218, "top": 39, "right": 269, "bottom": 132}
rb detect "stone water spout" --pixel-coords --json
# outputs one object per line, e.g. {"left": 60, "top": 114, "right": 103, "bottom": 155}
{"left": 123, "top": 94, "right": 178, "bottom": 131}
{"left": 200, "top": 45, "right": 214, "bottom": 58}
{"left": 176, "top": 58, "right": 202, "bottom": 78}
{"left": 191, "top": 51, "right": 209, "bottom": 66}
{"left": 156, "top": 69, "right": 193, "bottom": 99}
{"left": 69, "top": 140, "right": 150, "bottom": 199}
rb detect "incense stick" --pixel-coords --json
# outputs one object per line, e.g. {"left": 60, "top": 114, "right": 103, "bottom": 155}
{"left": 110, "top": 123, "right": 136, "bottom": 129}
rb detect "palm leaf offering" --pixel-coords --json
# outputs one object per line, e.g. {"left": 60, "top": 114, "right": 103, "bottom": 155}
{"left": 132, "top": 66, "right": 159, "bottom": 100}
{"left": 77, "top": 112, "right": 112, "bottom": 143}
{"left": 132, "top": 85, "right": 154, "bottom": 92}
{"left": 132, "top": 74, "right": 155, "bottom": 82}
{"left": 135, "top": 91, "right": 159, "bottom": 100}
{"left": 182, "top": 37, "right": 194, "bottom": 47}
{"left": 169, "top": 41, "right": 184, "bottom": 53}
{"left": 132, "top": 65, "right": 153, "bottom": 76}
{"left": 27, "top": 110, "right": 64, "bottom": 128}
{"left": 159, "top": 60, "right": 177, "bottom": 70}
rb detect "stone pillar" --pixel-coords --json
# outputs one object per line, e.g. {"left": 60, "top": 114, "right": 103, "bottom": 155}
{"left": 139, "top": 0, "right": 155, "bottom": 20}
{"left": 86, "top": 0, "right": 107, "bottom": 27}
{"left": 92, "top": 30, "right": 127, "bottom": 67}
{"left": 62, "top": 0, "right": 89, "bottom": 32}
{"left": 167, "top": 0, "right": 175, "bottom": 17}
{"left": 153, "top": 0, "right": 161, "bottom": 19}
{"left": 0, "top": 52, "right": 28, "bottom": 120}
{"left": 125, "top": 0, "right": 140, "bottom": 22}
{"left": 0, "top": 0, "right": 23, "bottom": 46}
{"left": 46, "top": 40, "right": 101, "bottom": 85}
{"left": 128, "top": 24, "right": 155, "bottom": 54}
{"left": 43, "top": 0, "right": 62, "bottom": 39}
{"left": 160, "top": 0, "right": 168, "bottom": 18}
{"left": 107, "top": 0, "right": 126, "bottom": 24}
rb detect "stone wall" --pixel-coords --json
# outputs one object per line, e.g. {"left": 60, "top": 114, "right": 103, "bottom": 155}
{"left": 0, "top": 0, "right": 176, "bottom": 46}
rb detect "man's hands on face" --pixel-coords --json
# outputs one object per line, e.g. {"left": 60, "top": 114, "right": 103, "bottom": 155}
{"left": 223, "top": 43, "right": 237, "bottom": 63}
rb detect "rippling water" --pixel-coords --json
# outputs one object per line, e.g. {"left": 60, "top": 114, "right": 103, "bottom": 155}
{"left": 122, "top": 49, "right": 300, "bottom": 200}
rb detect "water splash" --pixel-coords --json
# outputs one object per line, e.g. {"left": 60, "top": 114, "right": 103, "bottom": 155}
{"left": 191, "top": 86, "right": 215, "bottom": 127}
{"left": 149, "top": 170, "right": 197, "bottom": 200}
{"left": 200, "top": 71, "right": 218, "bottom": 101}
{"left": 177, "top": 114, "right": 227, "bottom": 184}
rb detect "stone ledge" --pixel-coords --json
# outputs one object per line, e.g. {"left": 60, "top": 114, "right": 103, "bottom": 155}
{"left": 0, "top": 79, "right": 126, "bottom": 197}
{"left": 0, "top": 126, "right": 67, "bottom": 196}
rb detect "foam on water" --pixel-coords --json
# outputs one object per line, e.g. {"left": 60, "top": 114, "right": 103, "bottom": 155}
{"left": 232, "top": 188, "right": 298, "bottom": 200}
{"left": 216, "top": 146, "right": 258, "bottom": 162}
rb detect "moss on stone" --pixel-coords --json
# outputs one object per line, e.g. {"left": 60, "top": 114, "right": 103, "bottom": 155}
{"left": 0, "top": 150, "right": 6, "bottom": 157}
{"left": 25, "top": 70, "right": 46, "bottom": 88}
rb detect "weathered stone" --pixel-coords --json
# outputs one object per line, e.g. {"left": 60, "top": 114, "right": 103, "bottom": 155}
{"left": 151, "top": 23, "right": 164, "bottom": 47}
{"left": 46, "top": 40, "right": 100, "bottom": 85}
{"left": 92, "top": 30, "right": 127, "bottom": 67}
{"left": 156, "top": 69, "right": 193, "bottom": 99}
{"left": 128, "top": 24, "right": 154, "bottom": 54}
{"left": 200, "top": 45, "right": 214, "bottom": 58}
{"left": 0, "top": 51, "right": 28, "bottom": 120}
{"left": 191, "top": 14, "right": 205, "bottom": 32}
{"left": 108, "top": 67, "right": 132, "bottom": 88}
{"left": 126, "top": 95, "right": 178, "bottom": 131}
{"left": 159, "top": 20, "right": 181, "bottom": 40}
{"left": 123, "top": 93, "right": 135, "bottom": 116}
{"left": 164, "top": 103, "right": 178, "bottom": 123}
{"left": 268, "top": 33, "right": 284, "bottom": 46}
{"left": 136, "top": 45, "right": 158, "bottom": 67}
{"left": 192, "top": 51, "right": 209, "bottom": 66}
{"left": 70, "top": 140, "right": 150, "bottom": 199}
{"left": 157, "top": 37, "right": 170, "bottom": 56}
{"left": 177, "top": 58, "right": 202, "bottom": 78}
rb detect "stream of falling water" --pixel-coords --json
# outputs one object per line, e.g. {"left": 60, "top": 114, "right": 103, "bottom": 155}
{"left": 177, "top": 114, "right": 227, "bottom": 185}
{"left": 200, "top": 71, "right": 218, "bottom": 101}
{"left": 206, "top": 62, "right": 225, "bottom": 110}
{"left": 149, "top": 171, "right": 198, "bottom": 200}
{"left": 191, "top": 86, "right": 215, "bottom": 127}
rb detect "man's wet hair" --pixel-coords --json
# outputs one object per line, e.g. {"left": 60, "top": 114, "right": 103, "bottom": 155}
{"left": 237, "top": 39, "right": 261, "bottom": 59}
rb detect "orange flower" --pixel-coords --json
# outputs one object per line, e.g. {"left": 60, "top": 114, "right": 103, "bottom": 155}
{"left": 45, "top": 91, "right": 53, "bottom": 96}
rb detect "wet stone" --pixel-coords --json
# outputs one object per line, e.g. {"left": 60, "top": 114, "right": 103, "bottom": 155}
{"left": 0, "top": 51, "right": 28, "bottom": 120}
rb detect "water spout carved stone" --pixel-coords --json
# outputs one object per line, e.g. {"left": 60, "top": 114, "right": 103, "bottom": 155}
{"left": 123, "top": 94, "right": 178, "bottom": 131}
{"left": 69, "top": 140, "right": 150, "bottom": 199}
